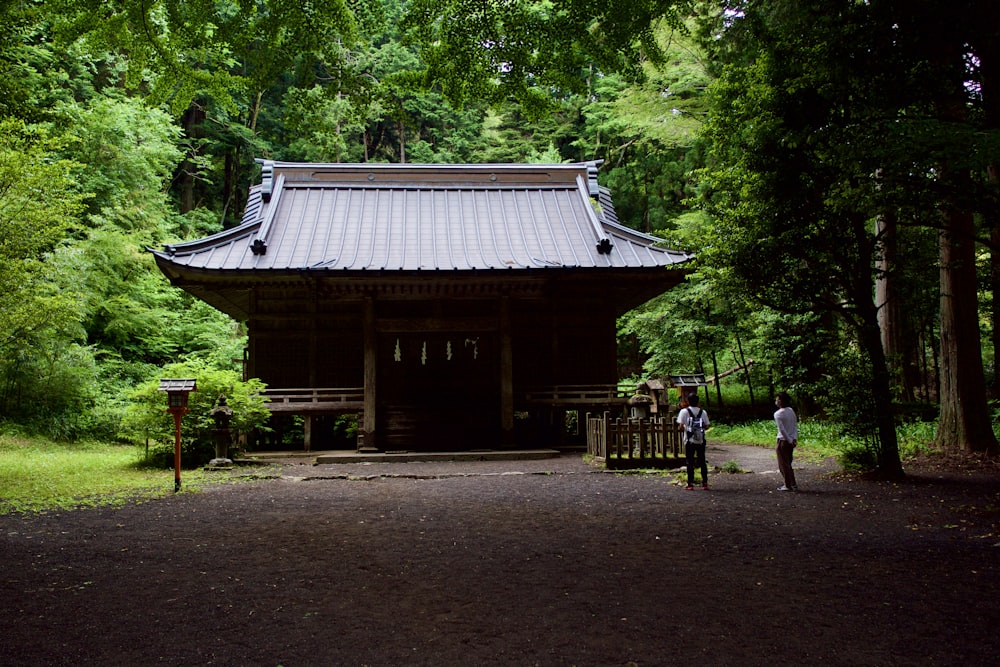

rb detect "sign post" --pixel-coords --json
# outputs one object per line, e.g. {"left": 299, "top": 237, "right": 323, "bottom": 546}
{"left": 158, "top": 379, "right": 197, "bottom": 492}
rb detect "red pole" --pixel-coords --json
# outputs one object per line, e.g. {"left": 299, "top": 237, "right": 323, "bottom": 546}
{"left": 172, "top": 409, "right": 183, "bottom": 492}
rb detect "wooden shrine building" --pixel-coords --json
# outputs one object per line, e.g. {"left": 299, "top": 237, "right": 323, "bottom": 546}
{"left": 153, "top": 161, "right": 692, "bottom": 451}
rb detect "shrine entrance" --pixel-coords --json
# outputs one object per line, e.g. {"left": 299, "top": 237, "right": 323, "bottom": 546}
{"left": 378, "top": 332, "right": 500, "bottom": 450}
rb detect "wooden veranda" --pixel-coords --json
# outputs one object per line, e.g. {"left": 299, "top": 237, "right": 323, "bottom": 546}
{"left": 262, "top": 384, "right": 636, "bottom": 452}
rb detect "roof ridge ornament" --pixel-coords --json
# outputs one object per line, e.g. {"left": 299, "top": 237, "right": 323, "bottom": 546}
{"left": 586, "top": 161, "right": 602, "bottom": 197}
{"left": 259, "top": 160, "right": 275, "bottom": 201}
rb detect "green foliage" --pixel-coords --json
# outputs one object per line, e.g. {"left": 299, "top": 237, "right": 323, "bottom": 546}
{"left": 55, "top": 96, "right": 183, "bottom": 225}
{"left": 719, "top": 459, "right": 744, "bottom": 474}
{"left": 402, "top": 0, "right": 694, "bottom": 110}
{"left": 120, "top": 361, "right": 269, "bottom": 467}
{"left": 281, "top": 85, "right": 375, "bottom": 162}
{"left": 473, "top": 101, "right": 586, "bottom": 164}
{"left": 574, "top": 25, "right": 710, "bottom": 233}
{"left": 0, "top": 120, "right": 92, "bottom": 433}
{"left": 0, "top": 16, "right": 102, "bottom": 123}
{"left": 48, "top": 230, "right": 246, "bottom": 368}
{"left": 0, "top": 341, "right": 100, "bottom": 440}
{"left": 1, "top": 0, "right": 993, "bottom": 468}
{"left": 839, "top": 444, "right": 878, "bottom": 473}
{"left": 49, "top": 0, "right": 367, "bottom": 115}
{"left": 0, "top": 85, "right": 246, "bottom": 442}
{"left": 709, "top": 409, "right": 949, "bottom": 473}
{"left": 0, "top": 121, "right": 86, "bottom": 346}
{"left": 687, "top": 0, "right": 1000, "bottom": 472}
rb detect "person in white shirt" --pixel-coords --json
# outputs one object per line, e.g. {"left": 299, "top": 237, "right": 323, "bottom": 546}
{"left": 774, "top": 391, "right": 799, "bottom": 491}
{"left": 677, "top": 393, "right": 710, "bottom": 490}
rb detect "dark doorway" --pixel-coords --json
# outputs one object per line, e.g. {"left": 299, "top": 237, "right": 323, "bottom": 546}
{"left": 378, "top": 332, "right": 500, "bottom": 450}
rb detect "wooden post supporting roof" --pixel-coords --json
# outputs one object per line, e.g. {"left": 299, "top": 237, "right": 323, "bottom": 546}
{"left": 500, "top": 295, "right": 514, "bottom": 444}
{"left": 362, "top": 297, "right": 377, "bottom": 451}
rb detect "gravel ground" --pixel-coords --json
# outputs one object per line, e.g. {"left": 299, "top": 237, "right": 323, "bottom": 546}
{"left": 2, "top": 442, "right": 998, "bottom": 666}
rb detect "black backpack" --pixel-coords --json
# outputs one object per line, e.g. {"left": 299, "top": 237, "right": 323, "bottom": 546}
{"left": 686, "top": 407, "right": 705, "bottom": 445}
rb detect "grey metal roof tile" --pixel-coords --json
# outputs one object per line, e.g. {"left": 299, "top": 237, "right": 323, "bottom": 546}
{"left": 154, "top": 162, "right": 693, "bottom": 274}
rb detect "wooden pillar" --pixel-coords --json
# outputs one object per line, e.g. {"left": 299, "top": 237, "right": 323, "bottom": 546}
{"left": 305, "top": 285, "right": 317, "bottom": 453}
{"left": 550, "top": 297, "right": 559, "bottom": 383}
{"left": 500, "top": 295, "right": 514, "bottom": 445}
{"left": 246, "top": 288, "right": 258, "bottom": 380}
{"left": 361, "top": 296, "right": 378, "bottom": 451}
{"left": 308, "top": 282, "right": 318, "bottom": 387}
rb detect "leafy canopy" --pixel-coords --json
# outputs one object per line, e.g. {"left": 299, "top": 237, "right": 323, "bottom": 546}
{"left": 0, "top": 120, "right": 87, "bottom": 360}
{"left": 402, "top": 0, "right": 695, "bottom": 112}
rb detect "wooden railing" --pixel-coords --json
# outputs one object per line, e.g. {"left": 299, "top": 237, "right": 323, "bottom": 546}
{"left": 519, "top": 384, "right": 629, "bottom": 406}
{"left": 586, "top": 412, "right": 684, "bottom": 469}
{"left": 264, "top": 384, "right": 630, "bottom": 414}
{"left": 264, "top": 388, "right": 364, "bottom": 413}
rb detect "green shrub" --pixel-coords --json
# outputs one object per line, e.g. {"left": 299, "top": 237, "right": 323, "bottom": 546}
{"left": 839, "top": 444, "right": 878, "bottom": 472}
{"left": 719, "top": 459, "right": 744, "bottom": 474}
{"left": 120, "top": 360, "right": 270, "bottom": 467}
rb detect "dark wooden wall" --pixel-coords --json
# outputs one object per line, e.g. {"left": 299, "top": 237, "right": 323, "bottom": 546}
{"left": 247, "top": 282, "right": 621, "bottom": 450}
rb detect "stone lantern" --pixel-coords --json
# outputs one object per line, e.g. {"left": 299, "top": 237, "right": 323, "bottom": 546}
{"left": 207, "top": 394, "right": 234, "bottom": 469}
{"left": 628, "top": 382, "right": 654, "bottom": 420}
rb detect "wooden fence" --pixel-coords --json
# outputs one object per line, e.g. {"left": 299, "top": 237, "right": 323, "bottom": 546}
{"left": 586, "top": 412, "right": 685, "bottom": 469}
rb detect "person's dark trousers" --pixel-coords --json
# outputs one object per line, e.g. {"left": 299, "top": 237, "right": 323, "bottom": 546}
{"left": 776, "top": 438, "right": 797, "bottom": 488}
{"left": 686, "top": 440, "right": 708, "bottom": 486}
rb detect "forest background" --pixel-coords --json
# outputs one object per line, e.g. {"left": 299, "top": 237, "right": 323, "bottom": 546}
{"left": 1, "top": 0, "right": 998, "bottom": 479}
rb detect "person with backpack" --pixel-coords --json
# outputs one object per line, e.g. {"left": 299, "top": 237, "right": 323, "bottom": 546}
{"left": 774, "top": 391, "right": 799, "bottom": 491}
{"left": 677, "top": 392, "right": 710, "bottom": 490}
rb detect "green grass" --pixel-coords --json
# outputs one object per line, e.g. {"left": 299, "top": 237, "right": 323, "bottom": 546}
{"left": 709, "top": 419, "right": 843, "bottom": 460}
{"left": 709, "top": 418, "right": 943, "bottom": 464}
{"left": 0, "top": 435, "right": 252, "bottom": 514}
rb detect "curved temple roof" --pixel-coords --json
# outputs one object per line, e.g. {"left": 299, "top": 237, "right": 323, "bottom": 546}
{"left": 154, "top": 161, "right": 692, "bottom": 273}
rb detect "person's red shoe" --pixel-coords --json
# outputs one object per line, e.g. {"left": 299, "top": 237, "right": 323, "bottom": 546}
{"left": 685, "top": 485, "right": 694, "bottom": 490}
{"left": 702, "top": 485, "right": 709, "bottom": 490}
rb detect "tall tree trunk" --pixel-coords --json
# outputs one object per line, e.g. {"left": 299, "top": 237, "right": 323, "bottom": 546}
{"left": 875, "top": 210, "right": 919, "bottom": 402}
{"left": 398, "top": 118, "right": 406, "bottom": 164}
{"left": 936, "top": 210, "right": 1000, "bottom": 454}
{"left": 854, "top": 271, "right": 905, "bottom": 479}
{"left": 863, "top": 325, "right": 904, "bottom": 478}
{"left": 178, "top": 102, "right": 205, "bottom": 214}
{"left": 247, "top": 91, "right": 263, "bottom": 132}
{"left": 978, "top": 3, "right": 1000, "bottom": 398}
{"left": 710, "top": 347, "right": 723, "bottom": 408}
{"left": 931, "top": 5, "right": 1000, "bottom": 455}
{"left": 734, "top": 333, "right": 755, "bottom": 408}
{"left": 695, "top": 351, "right": 710, "bottom": 409}
{"left": 992, "top": 223, "right": 1000, "bottom": 399}
{"left": 222, "top": 150, "right": 237, "bottom": 229}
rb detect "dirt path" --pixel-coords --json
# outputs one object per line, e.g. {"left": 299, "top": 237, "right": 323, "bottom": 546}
{"left": 2, "top": 443, "right": 998, "bottom": 665}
